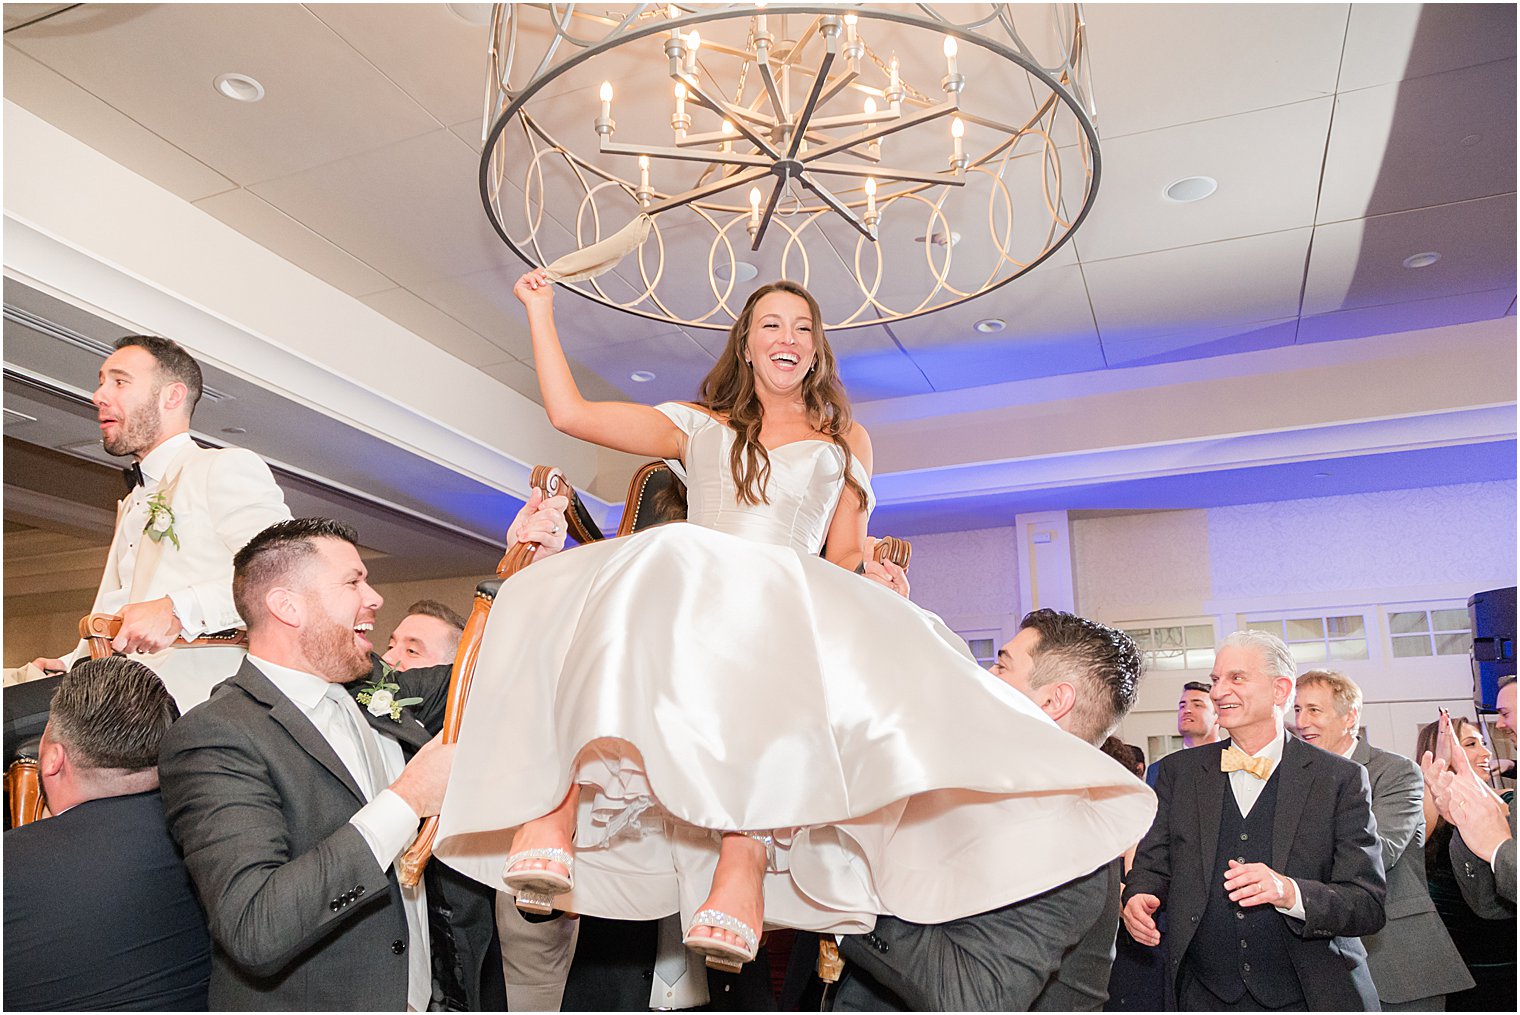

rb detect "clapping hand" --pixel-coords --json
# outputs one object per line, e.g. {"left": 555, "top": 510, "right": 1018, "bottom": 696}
{"left": 1422, "top": 710, "right": 1511, "bottom": 859}
{"left": 507, "top": 487, "right": 571, "bottom": 556}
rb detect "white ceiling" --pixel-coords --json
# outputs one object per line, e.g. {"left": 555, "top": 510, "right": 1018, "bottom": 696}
{"left": 2, "top": 3, "right": 1515, "bottom": 544}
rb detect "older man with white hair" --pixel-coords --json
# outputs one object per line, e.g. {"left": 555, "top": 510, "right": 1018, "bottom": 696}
{"left": 1122, "top": 630, "right": 1387, "bottom": 1011}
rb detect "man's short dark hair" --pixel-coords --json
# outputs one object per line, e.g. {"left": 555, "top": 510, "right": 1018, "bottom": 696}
{"left": 406, "top": 599, "right": 467, "bottom": 634}
{"left": 115, "top": 335, "right": 204, "bottom": 416}
{"left": 1499, "top": 674, "right": 1516, "bottom": 692}
{"left": 48, "top": 657, "right": 179, "bottom": 771}
{"left": 233, "top": 518, "right": 359, "bottom": 629}
{"left": 1018, "top": 609, "right": 1143, "bottom": 746}
{"left": 1182, "top": 680, "right": 1211, "bottom": 696}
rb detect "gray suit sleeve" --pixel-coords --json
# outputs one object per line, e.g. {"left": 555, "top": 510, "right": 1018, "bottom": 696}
{"left": 158, "top": 714, "right": 393, "bottom": 978}
{"left": 1367, "top": 750, "right": 1423, "bottom": 873}
{"left": 1290, "top": 763, "right": 1387, "bottom": 940}
{"left": 1450, "top": 805, "right": 1518, "bottom": 917}
{"left": 839, "top": 866, "right": 1109, "bottom": 1012}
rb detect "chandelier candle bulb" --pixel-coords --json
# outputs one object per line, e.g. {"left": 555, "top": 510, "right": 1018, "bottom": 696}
{"left": 721, "top": 118, "right": 734, "bottom": 152}
{"left": 749, "top": 186, "right": 761, "bottom": 231}
{"left": 596, "top": 80, "right": 614, "bottom": 136}
{"left": 865, "top": 176, "right": 877, "bottom": 217}
{"left": 638, "top": 153, "right": 651, "bottom": 206}
{"left": 672, "top": 82, "right": 690, "bottom": 137}
{"left": 686, "top": 30, "right": 700, "bottom": 76}
{"left": 943, "top": 36, "right": 958, "bottom": 77}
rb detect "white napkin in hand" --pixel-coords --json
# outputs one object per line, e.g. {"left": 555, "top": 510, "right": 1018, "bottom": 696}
{"left": 542, "top": 214, "right": 654, "bottom": 283}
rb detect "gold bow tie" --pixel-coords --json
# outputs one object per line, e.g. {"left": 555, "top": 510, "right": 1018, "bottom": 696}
{"left": 1221, "top": 745, "right": 1273, "bottom": 780}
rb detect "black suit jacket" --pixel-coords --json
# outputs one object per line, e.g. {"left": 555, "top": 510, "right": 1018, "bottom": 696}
{"left": 1123, "top": 735, "right": 1387, "bottom": 1011}
{"left": 159, "top": 658, "right": 481, "bottom": 1010}
{"left": 833, "top": 861, "right": 1119, "bottom": 1012}
{"left": 3, "top": 790, "right": 211, "bottom": 1011}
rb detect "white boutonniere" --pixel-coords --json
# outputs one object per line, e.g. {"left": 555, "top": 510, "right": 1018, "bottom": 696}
{"left": 354, "top": 662, "right": 423, "bottom": 723}
{"left": 144, "top": 491, "right": 180, "bottom": 549}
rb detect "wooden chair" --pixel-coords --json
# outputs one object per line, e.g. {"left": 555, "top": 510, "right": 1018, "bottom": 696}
{"left": 398, "top": 462, "right": 911, "bottom": 885}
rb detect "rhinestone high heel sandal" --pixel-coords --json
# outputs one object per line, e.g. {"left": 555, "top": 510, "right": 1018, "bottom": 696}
{"left": 502, "top": 846, "right": 573, "bottom": 916}
{"left": 683, "top": 908, "right": 760, "bottom": 973}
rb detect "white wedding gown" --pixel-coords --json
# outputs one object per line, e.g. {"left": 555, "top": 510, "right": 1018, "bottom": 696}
{"left": 434, "top": 402, "right": 1155, "bottom": 932}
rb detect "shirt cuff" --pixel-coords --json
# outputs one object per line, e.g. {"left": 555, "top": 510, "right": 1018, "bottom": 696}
{"left": 165, "top": 588, "right": 203, "bottom": 639}
{"left": 349, "top": 789, "right": 422, "bottom": 870}
{"left": 1275, "top": 879, "right": 1307, "bottom": 921}
{"left": 1489, "top": 842, "right": 1507, "bottom": 869}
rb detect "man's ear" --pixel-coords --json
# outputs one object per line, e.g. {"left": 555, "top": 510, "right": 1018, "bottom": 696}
{"left": 265, "top": 585, "right": 304, "bottom": 630}
{"left": 39, "top": 735, "right": 66, "bottom": 780}
{"left": 1043, "top": 681, "right": 1078, "bottom": 726}
{"left": 159, "top": 380, "right": 189, "bottom": 416}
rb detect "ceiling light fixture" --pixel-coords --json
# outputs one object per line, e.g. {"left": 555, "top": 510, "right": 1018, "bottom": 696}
{"left": 629, "top": 370, "right": 657, "bottom": 383}
{"left": 1163, "top": 176, "right": 1217, "bottom": 203}
{"left": 974, "top": 318, "right": 1005, "bottom": 333}
{"left": 475, "top": 4, "right": 1100, "bottom": 331}
{"left": 1402, "top": 251, "right": 1441, "bottom": 269}
{"left": 213, "top": 73, "right": 265, "bottom": 103}
{"left": 714, "top": 261, "right": 759, "bottom": 284}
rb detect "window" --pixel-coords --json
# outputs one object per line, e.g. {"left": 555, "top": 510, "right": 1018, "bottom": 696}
{"left": 1243, "top": 614, "right": 1369, "bottom": 665}
{"left": 1121, "top": 623, "right": 1215, "bottom": 671}
{"left": 1147, "top": 734, "right": 1183, "bottom": 766}
{"left": 1389, "top": 607, "right": 1472, "bottom": 659}
{"left": 959, "top": 632, "right": 999, "bottom": 669}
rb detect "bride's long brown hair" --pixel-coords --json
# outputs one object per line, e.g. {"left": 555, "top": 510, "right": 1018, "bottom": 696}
{"left": 696, "top": 280, "right": 868, "bottom": 513}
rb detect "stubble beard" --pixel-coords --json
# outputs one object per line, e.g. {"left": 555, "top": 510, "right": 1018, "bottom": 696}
{"left": 102, "top": 398, "right": 163, "bottom": 458}
{"left": 300, "top": 614, "right": 372, "bottom": 685}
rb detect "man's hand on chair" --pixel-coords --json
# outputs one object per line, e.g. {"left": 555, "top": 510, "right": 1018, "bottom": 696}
{"left": 110, "top": 597, "right": 180, "bottom": 654}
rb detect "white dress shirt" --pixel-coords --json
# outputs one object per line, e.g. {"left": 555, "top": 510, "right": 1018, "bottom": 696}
{"left": 1225, "top": 730, "right": 1306, "bottom": 922}
{"left": 250, "top": 656, "right": 431, "bottom": 1012}
{"left": 102, "top": 432, "right": 198, "bottom": 633}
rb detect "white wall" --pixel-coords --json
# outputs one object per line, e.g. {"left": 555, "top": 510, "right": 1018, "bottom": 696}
{"left": 903, "top": 525, "right": 1022, "bottom": 655}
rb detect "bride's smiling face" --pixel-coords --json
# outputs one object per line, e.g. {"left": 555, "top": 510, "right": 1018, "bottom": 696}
{"left": 745, "top": 290, "right": 816, "bottom": 395}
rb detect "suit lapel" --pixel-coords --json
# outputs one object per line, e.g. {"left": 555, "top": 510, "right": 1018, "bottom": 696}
{"left": 1197, "top": 744, "right": 1226, "bottom": 880}
{"left": 1272, "top": 736, "right": 1314, "bottom": 871}
{"left": 128, "top": 442, "right": 198, "bottom": 603}
{"left": 91, "top": 497, "right": 134, "bottom": 611}
{"left": 232, "top": 661, "right": 367, "bottom": 804}
{"left": 362, "top": 703, "right": 431, "bottom": 752}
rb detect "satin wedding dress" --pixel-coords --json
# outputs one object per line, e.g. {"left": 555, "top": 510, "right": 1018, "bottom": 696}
{"left": 434, "top": 402, "right": 1155, "bottom": 932}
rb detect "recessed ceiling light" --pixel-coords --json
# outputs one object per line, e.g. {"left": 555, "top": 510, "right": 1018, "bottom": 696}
{"left": 214, "top": 73, "right": 265, "bottom": 103}
{"left": 629, "top": 370, "right": 656, "bottom": 383}
{"left": 714, "top": 261, "right": 759, "bottom": 284}
{"left": 1312, "top": 472, "right": 1331, "bottom": 479}
{"left": 915, "top": 230, "right": 961, "bottom": 248}
{"left": 221, "top": 426, "right": 248, "bottom": 435}
{"left": 446, "top": 3, "right": 494, "bottom": 25}
{"left": 1460, "top": 133, "right": 1483, "bottom": 147}
{"left": 1163, "top": 176, "right": 1217, "bottom": 203}
{"left": 974, "top": 318, "right": 1006, "bottom": 334}
{"left": 1402, "top": 251, "right": 1441, "bottom": 269}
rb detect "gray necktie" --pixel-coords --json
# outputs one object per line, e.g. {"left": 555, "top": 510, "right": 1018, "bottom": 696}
{"left": 323, "top": 683, "right": 387, "bottom": 799}
{"left": 653, "top": 913, "right": 688, "bottom": 988}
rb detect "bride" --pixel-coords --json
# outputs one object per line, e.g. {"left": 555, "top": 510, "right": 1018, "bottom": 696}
{"left": 433, "top": 269, "right": 1153, "bottom": 971}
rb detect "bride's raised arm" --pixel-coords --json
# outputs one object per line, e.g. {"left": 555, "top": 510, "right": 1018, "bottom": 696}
{"left": 515, "top": 269, "right": 684, "bottom": 462}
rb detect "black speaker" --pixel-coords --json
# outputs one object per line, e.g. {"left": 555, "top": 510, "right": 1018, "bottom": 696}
{"left": 1469, "top": 586, "right": 1516, "bottom": 709}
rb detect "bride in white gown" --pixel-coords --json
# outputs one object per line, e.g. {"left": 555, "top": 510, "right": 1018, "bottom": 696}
{"left": 433, "top": 270, "right": 1155, "bottom": 969}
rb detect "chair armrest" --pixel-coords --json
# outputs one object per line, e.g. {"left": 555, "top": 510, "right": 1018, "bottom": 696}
{"left": 77, "top": 612, "right": 247, "bottom": 661}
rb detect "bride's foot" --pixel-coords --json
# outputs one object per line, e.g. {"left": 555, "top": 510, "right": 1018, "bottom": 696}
{"left": 685, "top": 832, "right": 767, "bottom": 972}
{"left": 503, "top": 790, "right": 578, "bottom": 914}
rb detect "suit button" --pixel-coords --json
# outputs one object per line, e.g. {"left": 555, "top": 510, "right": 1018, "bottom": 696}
{"left": 330, "top": 901, "right": 341, "bottom": 911}
{"left": 391, "top": 939, "right": 406, "bottom": 955}
{"left": 1236, "top": 911, "right": 1245, "bottom": 921}
{"left": 1189, "top": 915, "right": 1198, "bottom": 924}
{"left": 355, "top": 885, "right": 365, "bottom": 897}
{"left": 1235, "top": 856, "right": 1245, "bottom": 863}
{"left": 1239, "top": 833, "right": 1249, "bottom": 841}
{"left": 1243, "top": 962, "right": 1251, "bottom": 973}
{"left": 1240, "top": 940, "right": 1248, "bottom": 949}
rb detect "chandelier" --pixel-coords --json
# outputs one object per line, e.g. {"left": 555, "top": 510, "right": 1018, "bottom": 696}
{"left": 478, "top": 4, "right": 1099, "bottom": 331}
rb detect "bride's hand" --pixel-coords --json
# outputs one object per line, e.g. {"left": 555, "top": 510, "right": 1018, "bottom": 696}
{"left": 513, "top": 269, "right": 554, "bottom": 310}
{"left": 506, "top": 488, "right": 572, "bottom": 555}
{"left": 860, "top": 537, "right": 910, "bottom": 599}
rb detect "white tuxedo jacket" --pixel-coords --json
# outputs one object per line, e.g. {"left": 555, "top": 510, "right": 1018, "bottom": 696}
{"left": 65, "top": 439, "right": 290, "bottom": 708}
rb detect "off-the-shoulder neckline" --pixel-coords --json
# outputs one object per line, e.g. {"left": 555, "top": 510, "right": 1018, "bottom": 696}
{"left": 669, "top": 401, "right": 843, "bottom": 456}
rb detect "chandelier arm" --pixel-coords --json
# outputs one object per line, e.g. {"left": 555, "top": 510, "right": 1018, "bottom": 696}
{"left": 750, "top": 178, "right": 789, "bottom": 251}
{"left": 793, "top": 172, "right": 871, "bottom": 241}
{"left": 801, "top": 100, "right": 960, "bottom": 163}
{"left": 786, "top": 43, "right": 839, "bottom": 159}
{"left": 642, "top": 164, "right": 772, "bottom": 216}
{"left": 806, "top": 160, "right": 967, "bottom": 188}
{"left": 679, "top": 73, "right": 783, "bottom": 160}
{"left": 600, "top": 139, "right": 771, "bottom": 169}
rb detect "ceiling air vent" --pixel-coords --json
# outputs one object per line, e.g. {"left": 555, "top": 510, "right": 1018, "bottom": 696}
{"left": 3, "top": 407, "right": 38, "bottom": 428}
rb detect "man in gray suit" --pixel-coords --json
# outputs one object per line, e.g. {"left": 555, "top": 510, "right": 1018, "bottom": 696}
{"left": 1294, "top": 669, "right": 1472, "bottom": 1009}
{"left": 1426, "top": 675, "right": 1516, "bottom": 917}
{"left": 833, "top": 610, "right": 1145, "bottom": 1011}
{"left": 159, "top": 518, "right": 455, "bottom": 1010}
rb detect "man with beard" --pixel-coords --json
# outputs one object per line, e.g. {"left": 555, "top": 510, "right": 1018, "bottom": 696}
{"left": 30, "top": 335, "right": 289, "bottom": 708}
{"left": 158, "top": 518, "right": 474, "bottom": 1010}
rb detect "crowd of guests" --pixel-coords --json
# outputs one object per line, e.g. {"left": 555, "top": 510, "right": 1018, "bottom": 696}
{"left": 2, "top": 333, "right": 1515, "bottom": 1012}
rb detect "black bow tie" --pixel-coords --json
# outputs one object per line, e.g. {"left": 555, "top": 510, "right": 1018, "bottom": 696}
{"left": 122, "top": 462, "right": 144, "bottom": 491}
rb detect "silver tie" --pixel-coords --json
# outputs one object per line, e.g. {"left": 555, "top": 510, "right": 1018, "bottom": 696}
{"left": 324, "top": 683, "right": 387, "bottom": 800}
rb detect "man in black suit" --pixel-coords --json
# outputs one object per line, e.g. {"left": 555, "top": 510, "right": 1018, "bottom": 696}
{"left": 1294, "top": 669, "right": 1472, "bottom": 1009}
{"left": 833, "top": 609, "right": 1145, "bottom": 1011}
{"left": 1123, "top": 630, "right": 1387, "bottom": 1011}
{"left": 159, "top": 518, "right": 465, "bottom": 1010}
{"left": 4, "top": 657, "right": 210, "bottom": 1011}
